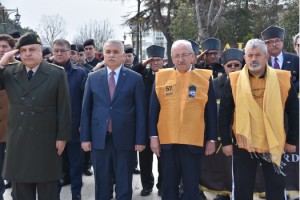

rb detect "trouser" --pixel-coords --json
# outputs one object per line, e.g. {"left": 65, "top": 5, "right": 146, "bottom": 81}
{"left": 92, "top": 133, "right": 135, "bottom": 200}
{"left": 139, "top": 139, "right": 162, "bottom": 190}
{"left": 60, "top": 141, "right": 83, "bottom": 198}
{"left": 0, "top": 143, "right": 5, "bottom": 197}
{"left": 161, "top": 144, "right": 202, "bottom": 200}
{"left": 84, "top": 151, "right": 92, "bottom": 171}
{"left": 233, "top": 146, "right": 287, "bottom": 200}
{"left": 12, "top": 181, "right": 58, "bottom": 200}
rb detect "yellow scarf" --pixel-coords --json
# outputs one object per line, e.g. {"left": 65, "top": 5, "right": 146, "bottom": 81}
{"left": 235, "top": 66, "right": 285, "bottom": 168}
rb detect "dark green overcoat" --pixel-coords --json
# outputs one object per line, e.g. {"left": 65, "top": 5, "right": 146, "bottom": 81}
{"left": 0, "top": 60, "right": 71, "bottom": 182}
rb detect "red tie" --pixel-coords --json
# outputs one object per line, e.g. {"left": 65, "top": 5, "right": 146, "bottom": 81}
{"left": 274, "top": 57, "right": 280, "bottom": 69}
{"left": 107, "top": 71, "right": 115, "bottom": 133}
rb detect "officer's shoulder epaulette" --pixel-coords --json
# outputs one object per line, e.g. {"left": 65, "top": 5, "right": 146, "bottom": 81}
{"left": 49, "top": 63, "right": 64, "bottom": 70}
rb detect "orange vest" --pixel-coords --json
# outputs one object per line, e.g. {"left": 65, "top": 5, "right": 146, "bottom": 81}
{"left": 229, "top": 69, "right": 290, "bottom": 137}
{"left": 155, "top": 68, "right": 212, "bottom": 146}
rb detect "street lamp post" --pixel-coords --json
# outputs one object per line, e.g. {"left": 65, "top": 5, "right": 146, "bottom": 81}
{"left": 0, "top": 3, "right": 21, "bottom": 33}
{"left": 123, "top": 32, "right": 127, "bottom": 44}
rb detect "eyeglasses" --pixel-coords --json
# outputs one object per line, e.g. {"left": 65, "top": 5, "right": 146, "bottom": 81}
{"left": 53, "top": 49, "right": 70, "bottom": 54}
{"left": 265, "top": 39, "right": 282, "bottom": 46}
{"left": 172, "top": 52, "right": 192, "bottom": 60}
{"left": 226, "top": 63, "right": 241, "bottom": 68}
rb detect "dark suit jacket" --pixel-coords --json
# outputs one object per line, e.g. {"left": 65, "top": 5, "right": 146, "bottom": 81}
{"left": 213, "top": 74, "right": 227, "bottom": 99}
{"left": 148, "top": 69, "right": 218, "bottom": 154}
{"left": 268, "top": 51, "right": 299, "bottom": 92}
{"left": 0, "top": 60, "right": 71, "bottom": 182}
{"left": 80, "top": 66, "right": 147, "bottom": 150}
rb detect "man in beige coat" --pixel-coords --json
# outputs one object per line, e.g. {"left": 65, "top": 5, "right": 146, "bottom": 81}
{"left": 0, "top": 33, "right": 71, "bottom": 200}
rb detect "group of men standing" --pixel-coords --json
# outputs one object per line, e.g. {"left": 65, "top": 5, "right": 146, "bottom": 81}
{"left": 0, "top": 24, "right": 298, "bottom": 200}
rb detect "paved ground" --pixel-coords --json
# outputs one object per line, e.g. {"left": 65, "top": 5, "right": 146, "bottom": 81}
{"left": 3, "top": 155, "right": 299, "bottom": 199}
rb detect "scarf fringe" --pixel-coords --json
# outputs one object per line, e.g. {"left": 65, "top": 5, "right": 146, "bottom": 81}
{"left": 249, "top": 152, "right": 286, "bottom": 176}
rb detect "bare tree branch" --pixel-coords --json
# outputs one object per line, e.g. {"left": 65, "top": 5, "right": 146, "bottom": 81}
{"left": 37, "top": 14, "right": 67, "bottom": 46}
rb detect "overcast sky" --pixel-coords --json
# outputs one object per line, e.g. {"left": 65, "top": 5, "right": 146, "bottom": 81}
{"left": 2, "top": 0, "right": 137, "bottom": 43}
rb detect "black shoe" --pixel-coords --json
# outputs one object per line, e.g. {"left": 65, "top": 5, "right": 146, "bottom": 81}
{"left": 213, "top": 195, "right": 230, "bottom": 200}
{"left": 72, "top": 195, "right": 82, "bottom": 200}
{"left": 133, "top": 168, "right": 140, "bottom": 174}
{"left": 5, "top": 181, "right": 11, "bottom": 189}
{"left": 83, "top": 168, "right": 93, "bottom": 176}
{"left": 199, "top": 190, "right": 207, "bottom": 200}
{"left": 140, "top": 188, "right": 152, "bottom": 196}
{"left": 60, "top": 178, "right": 71, "bottom": 186}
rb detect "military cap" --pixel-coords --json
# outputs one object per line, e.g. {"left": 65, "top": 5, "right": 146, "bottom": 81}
{"left": 221, "top": 48, "right": 244, "bottom": 65}
{"left": 42, "top": 47, "right": 52, "bottom": 57}
{"left": 77, "top": 45, "right": 84, "bottom": 52}
{"left": 71, "top": 44, "right": 78, "bottom": 51}
{"left": 261, "top": 26, "right": 285, "bottom": 41}
{"left": 201, "top": 37, "right": 221, "bottom": 51}
{"left": 125, "top": 47, "right": 134, "bottom": 54}
{"left": 146, "top": 45, "right": 165, "bottom": 58}
{"left": 83, "top": 39, "right": 95, "bottom": 47}
{"left": 9, "top": 31, "right": 21, "bottom": 39}
{"left": 16, "top": 32, "right": 42, "bottom": 49}
{"left": 188, "top": 39, "right": 200, "bottom": 54}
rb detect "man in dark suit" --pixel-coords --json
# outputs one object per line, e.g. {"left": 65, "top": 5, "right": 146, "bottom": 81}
{"left": 149, "top": 40, "right": 217, "bottom": 200}
{"left": 80, "top": 39, "right": 146, "bottom": 200}
{"left": 261, "top": 26, "right": 299, "bottom": 92}
{"left": 132, "top": 45, "right": 165, "bottom": 197}
{"left": 201, "top": 48, "right": 244, "bottom": 200}
{"left": 52, "top": 39, "right": 87, "bottom": 200}
{"left": 0, "top": 33, "right": 71, "bottom": 200}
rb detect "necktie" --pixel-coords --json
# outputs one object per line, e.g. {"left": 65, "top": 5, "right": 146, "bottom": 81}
{"left": 273, "top": 57, "right": 280, "bottom": 69}
{"left": 28, "top": 70, "right": 33, "bottom": 81}
{"left": 107, "top": 71, "right": 115, "bottom": 133}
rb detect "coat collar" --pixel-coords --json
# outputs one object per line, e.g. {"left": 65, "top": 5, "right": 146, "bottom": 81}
{"left": 12, "top": 60, "right": 51, "bottom": 96}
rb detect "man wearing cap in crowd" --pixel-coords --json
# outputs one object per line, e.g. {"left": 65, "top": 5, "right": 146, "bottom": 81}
{"left": 0, "top": 34, "right": 16, "bottom": 200}
{"left": 0, "top": 32, "right": 71, "bottom": 200}
{"left": 8, "top": 31, "right": 21, "bottom": 43}
{"left": 261, "top": 25, "right": 299, "bottom": 92}
{"left": 78, "top": 45, "right": 93, "bottom": 71}
{"left": 42, "top": 47, "right": 52, "bottom": 62}
{"left": 124, "top": 47, "right": 136, "bottom": 68}
{"left": 52, "top": 39, "right": 87, "bottom": 200}
{"left": 219, "top": 38, "right": 299, "bottom": 200}
{"left": 200, "top": 48, "right": 244, "bottom": 200}
{"left": 83, "top": 39, "right": 102, "bottom": 68}
{"left": 8, "top": 31, "right": 21, "bottom": 61}
{"left": 131, "top": 44, "right": 165, "bottom": 197}
{"left": 70, "top": 44, "right": 90, "bottom": 74}
{"left": 188, "top": 39, "right": 200, "bottom": 66}
{"left": 196, "top": 37, "right": 225, "bottom": 79}
{"left": 149, "top": 40, "right": 217, "bottom": 200}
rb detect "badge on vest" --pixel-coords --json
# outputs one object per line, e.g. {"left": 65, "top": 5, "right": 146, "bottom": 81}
{"left": 165, "top": 85, "right": 173, "bottom": 96}
{"left": 188, "top": 85, "right": 196, "bottom": 98}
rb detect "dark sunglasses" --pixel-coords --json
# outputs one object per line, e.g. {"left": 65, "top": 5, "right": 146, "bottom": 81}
{"left": 226, "top": 63, "right": 241, "bottom": 68}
